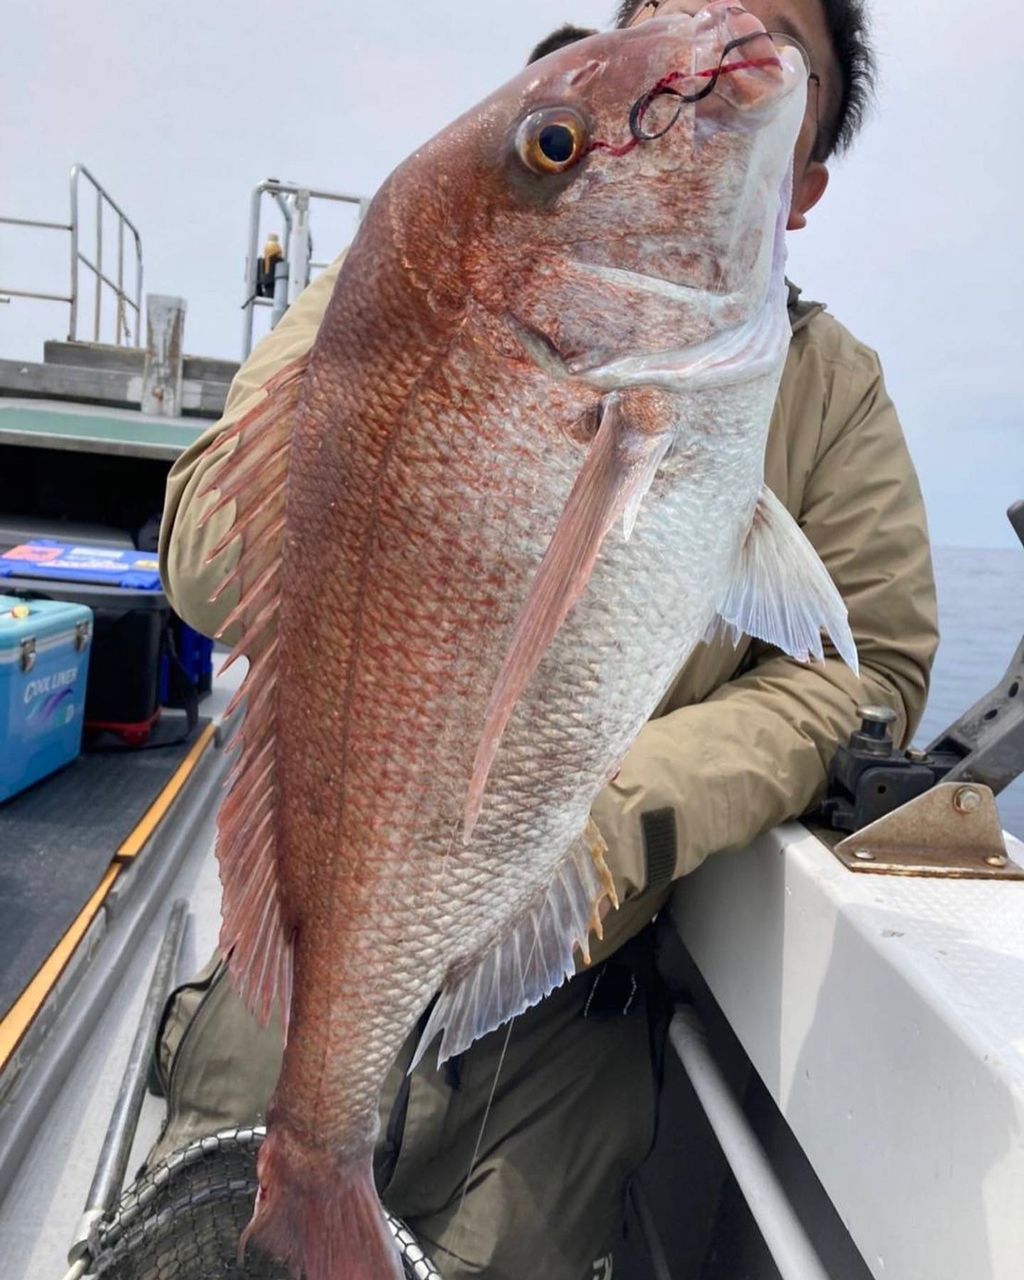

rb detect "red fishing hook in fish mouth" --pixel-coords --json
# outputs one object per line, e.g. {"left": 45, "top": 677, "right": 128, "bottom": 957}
{"left": 585, "top": 28, "right": 796, "bottom": 160}
{"left": 628, "top": 30, "right": 783, "bottom": 141}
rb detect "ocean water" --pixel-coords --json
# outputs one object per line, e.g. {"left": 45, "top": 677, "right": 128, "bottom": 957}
{"left": 913, "top": 545, "right": 1024, "bottom": 839}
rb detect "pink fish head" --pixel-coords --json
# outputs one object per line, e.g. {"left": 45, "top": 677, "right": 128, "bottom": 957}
{"left": 379, "top": 5, "right": 809, "bottom": 374}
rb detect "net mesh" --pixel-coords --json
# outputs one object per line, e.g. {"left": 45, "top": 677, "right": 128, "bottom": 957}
{"left": 92, "top": 1127, "right": 442, "bottom": 1280}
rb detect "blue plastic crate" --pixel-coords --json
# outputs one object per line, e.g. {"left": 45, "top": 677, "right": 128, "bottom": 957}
{"left": 0, "top": 540, "right": 162, "bottom": 591}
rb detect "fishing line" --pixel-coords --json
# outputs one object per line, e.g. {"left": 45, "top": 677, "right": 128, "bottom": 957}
{"left": 447, "top": 924, "right": 543, "bottom": 1260}
{"left": 453, "top": 1017, "right": 517, "bottom": 1225}
{"left": 434, "top": 817, "right": 461, "bottom": 905}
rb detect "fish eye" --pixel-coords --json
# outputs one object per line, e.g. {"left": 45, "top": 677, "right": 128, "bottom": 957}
{"left": 516, "top": 109, "right": 589, "bottom": 175}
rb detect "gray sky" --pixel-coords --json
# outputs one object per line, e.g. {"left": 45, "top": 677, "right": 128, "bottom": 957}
{"left": 2, "top": 0, "right": 1021, "bottom": 548}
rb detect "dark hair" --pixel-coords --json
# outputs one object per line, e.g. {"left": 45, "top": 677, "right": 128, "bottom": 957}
{"left": 814, "top": 0, "right": 874, "bottom": 160}
{"left": 527, "top": 23, "right": 598, "bottom": 65}
{"left": 612, "top": 0, "right": 876, "bottom": 162}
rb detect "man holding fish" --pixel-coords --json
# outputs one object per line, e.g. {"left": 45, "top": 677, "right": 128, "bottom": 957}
{"left": 156, "top": 2, "right": 937, "bottom": 1277}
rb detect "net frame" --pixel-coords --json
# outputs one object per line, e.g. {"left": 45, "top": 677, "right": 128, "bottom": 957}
{"left": 89, "top": 1126, "right": 443, "bottom": 1280}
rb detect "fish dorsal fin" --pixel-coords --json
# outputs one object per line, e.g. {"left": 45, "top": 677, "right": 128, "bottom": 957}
{"left": 412, "top": 819, "right": 618, "bottom": 1069}
{"left": 463, "top": 388, "right": 675, "bottom": 841}
{"left": 196, "top": 355, "right": 310, "bottom": 1033}
{"left": 715, "top": 483, "right": 859, "bottom": 672}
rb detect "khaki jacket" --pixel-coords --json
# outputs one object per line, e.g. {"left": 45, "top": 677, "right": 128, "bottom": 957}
{"left": 160, "top": 255, "right": 938, "bottom": 963}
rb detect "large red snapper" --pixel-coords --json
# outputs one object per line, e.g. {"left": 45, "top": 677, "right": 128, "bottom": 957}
{"left": 200, "top": 6, "right": 856, "bottom": 1278}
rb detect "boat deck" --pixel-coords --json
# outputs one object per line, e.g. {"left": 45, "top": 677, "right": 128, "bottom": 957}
{"left": 0, "top": 671, "right": 238, "bottom": 1280}
{"left": 0, "top": 717, "right": 210, "bottom": 1030}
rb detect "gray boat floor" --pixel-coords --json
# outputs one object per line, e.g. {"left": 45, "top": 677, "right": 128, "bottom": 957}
{"left": 0, "top": 677, "right": 237, "bottom": 1280}
{"left": 0, "top": 716, "right": 209, "bottom": 1022}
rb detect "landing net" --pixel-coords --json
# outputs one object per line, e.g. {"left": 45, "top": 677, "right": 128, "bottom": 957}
{"left": 91, "top": 1126, "right": 442, "bottom": 1280}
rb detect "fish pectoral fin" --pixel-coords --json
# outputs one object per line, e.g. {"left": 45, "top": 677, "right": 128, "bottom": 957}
{"left": 463, "top": 388, "right": 677, "bottom": 841}
{"left": 714, "top": 483, "right": 859, "bottom": 673}
{"left": 412, "top": 818, "right": 618, "bottom": 1070}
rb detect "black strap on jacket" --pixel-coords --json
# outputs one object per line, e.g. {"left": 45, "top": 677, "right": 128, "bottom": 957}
{"left": 641, "top": 808, "right": 678, "bottom": 893}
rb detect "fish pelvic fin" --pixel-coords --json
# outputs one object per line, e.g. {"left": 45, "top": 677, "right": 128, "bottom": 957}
{"left": 196, "top": 355, "right": 311, "bottom": 1033}
{"left": 413, "top": 818, "right": 618, "bottom": 1069}
{"left": 242, "top": 1133, "right": 402, "bottom": 1280}
{"left": 712, "top": 483, "right": 859, "bottom": 673}
{"left": 463, "top": 388, "right": 676, "bottom": 841}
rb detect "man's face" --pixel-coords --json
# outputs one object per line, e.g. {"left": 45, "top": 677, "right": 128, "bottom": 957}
{"left": 623, "top": 0, "right": 837, "bottom": 229}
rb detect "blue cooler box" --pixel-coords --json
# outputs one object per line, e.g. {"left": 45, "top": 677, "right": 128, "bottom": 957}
{"left": 0, "top": 593, "right": 93, "bottom": 802}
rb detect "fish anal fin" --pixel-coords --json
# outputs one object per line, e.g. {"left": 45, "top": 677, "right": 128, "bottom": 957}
{"left": 715, "top": 483, "right": 859, "bottom": 674}
{"left": 413, "top": 818, "right": 618, "bottom": 1069}
{"left": 197, "top": 354, "right": 310, "bottom": 1032}
{"left": 463, "top": 388, "right": 677, "bottom": 840}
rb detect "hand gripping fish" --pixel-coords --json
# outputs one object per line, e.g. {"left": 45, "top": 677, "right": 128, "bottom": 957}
{"left": 200, "top": 7, "right": 857, "bottom": 1278}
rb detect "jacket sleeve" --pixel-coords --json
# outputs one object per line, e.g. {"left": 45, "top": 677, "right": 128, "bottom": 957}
{"left": 158, "top": 254, "right": 345, "bottom": 639}
{"left": 590, "top": 338, "right": 939, "bottom": 910}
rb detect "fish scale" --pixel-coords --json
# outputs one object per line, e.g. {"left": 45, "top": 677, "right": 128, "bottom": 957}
{"left": 197, "top": 10, "right": 857, "bottom": 1280}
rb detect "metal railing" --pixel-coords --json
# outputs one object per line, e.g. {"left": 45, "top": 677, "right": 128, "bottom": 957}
{"left": 69, "top": 164, "right": 144, "bottom": 346}
{"left": 241, "top": 179, "right": 368, "bottom": 360}
{"left": 669, "top": 1007, "right": 835, "bottom": 1280}
{"left": 0, "top": 213, "right": 75, "bottom": 311}
{"left": 0, "top": 163, "right": 143, "bottom": 347}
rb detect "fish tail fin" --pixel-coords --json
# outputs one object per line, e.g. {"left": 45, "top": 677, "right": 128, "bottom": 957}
{"left": 242, "top": 1133, "right": 402, "bottom": 1280}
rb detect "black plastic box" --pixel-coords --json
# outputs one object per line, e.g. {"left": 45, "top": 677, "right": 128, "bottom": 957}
{"left": 3, "top": 575, "right": 170, "bottom": 743}
{"left": 0, "top": 543, "right": 172, "bottom": 745}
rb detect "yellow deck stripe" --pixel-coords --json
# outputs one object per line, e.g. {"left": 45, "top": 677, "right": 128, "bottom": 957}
{"left": 117, "top": 722, "right": 217, "bottom": 859}
{"left": 0, "top": 864, "right": 121, "bottom": 1071}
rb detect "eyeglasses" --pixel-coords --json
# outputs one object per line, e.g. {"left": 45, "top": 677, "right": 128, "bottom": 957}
{"left": 628, "top": 0, "right": 669, "bottom": 22}
{"left": 626, "top": 3, "right": 821, "bottom": 153}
